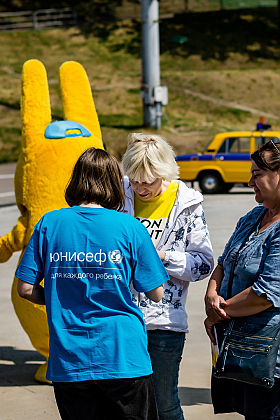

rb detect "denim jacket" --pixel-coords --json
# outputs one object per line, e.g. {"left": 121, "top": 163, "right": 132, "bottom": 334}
{"left": 218, "top": 205, "right": 280, "bottom": 376}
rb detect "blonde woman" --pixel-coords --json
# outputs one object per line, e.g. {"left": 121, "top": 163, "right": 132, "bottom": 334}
{"left": 122, "top": 133, "right": 214, "bottom": 420}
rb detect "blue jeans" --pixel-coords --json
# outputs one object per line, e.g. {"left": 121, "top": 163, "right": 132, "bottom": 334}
{"left": 147, "top": 330, "right": 186, "bottom": 420}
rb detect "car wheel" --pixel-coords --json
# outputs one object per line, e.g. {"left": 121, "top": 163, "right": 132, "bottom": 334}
{"left": 198, "top": 173, "right": 224, "bottom": 194}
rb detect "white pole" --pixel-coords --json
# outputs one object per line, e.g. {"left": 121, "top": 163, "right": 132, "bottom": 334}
{"left": 141, "top": 0, "right": 162, "bottom": 129}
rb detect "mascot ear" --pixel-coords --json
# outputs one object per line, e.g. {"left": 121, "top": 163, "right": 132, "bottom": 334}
{"left": 59, "top": 61, "right": 103, "bottom": 149}
{"left": 20, "top": 59, "right": 51, "bottom": 150}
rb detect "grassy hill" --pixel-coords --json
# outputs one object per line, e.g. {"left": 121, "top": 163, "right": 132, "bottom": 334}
{"left": 0, "top": 6, "right": 280, "bottom": 163}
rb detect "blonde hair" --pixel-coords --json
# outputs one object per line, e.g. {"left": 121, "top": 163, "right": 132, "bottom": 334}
{"left": 122, "top": 133, "right": 179, "bottom": 182}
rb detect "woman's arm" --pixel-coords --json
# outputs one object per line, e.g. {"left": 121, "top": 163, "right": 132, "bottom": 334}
{"left": 161, "top": 204, "right": 214, "bottom": 282}
{"left": 204, "top": 264, "right": 230, "bottom": 323}
{"left": 205, "top": 288, "right": 272, "bottom": 343}
{"left": 204, "top": 317, "right": 218, "bottom": 344}
{"left": 225, "top": 286, "right": 272, "bottom": 317}
{"left": 145, "top": 284, "right": 164, "bottom": 303}
{"left": 205, "top": 258, "right": 274, "bottom": 344}
{"left": 224, "top": 230, "right": 280, "bottom": 317}
{"left": 17, "top": 279, "right": 45, "bottom": 305}
{"left": 204, "top": 263, "right": 272, "bottom": 341}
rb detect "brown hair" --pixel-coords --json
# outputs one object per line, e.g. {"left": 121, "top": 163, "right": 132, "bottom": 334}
{"left": 251, "top": 140, "right": 280, "bottom": 172}
{"left": 65, "top": 147, "right": 124, "bottom": 210}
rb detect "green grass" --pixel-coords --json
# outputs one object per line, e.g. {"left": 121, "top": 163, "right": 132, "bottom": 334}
{"left": 0, "top": 6, "right": 280, "bottom": 163}
{"left": 0, "top": 127, "right": 21, "bottom": 162}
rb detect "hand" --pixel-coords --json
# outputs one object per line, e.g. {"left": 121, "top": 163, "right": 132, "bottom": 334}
{"left": 204, "top": 317, "right": 217, "bottom": 344}
{"left": 157, "top": 250, "right": 166, "bottom": 261}
{"left": 205, "top": 292, "right": 230, "bottom": 323}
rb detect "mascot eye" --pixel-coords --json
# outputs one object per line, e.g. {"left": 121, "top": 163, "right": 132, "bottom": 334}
{"left": 45, "top": 121, "right": 92, "bottom": 139}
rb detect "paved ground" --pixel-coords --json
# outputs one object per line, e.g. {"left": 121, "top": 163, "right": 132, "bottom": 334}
{"left": 0, "top": 162, "right": 256, "bottom": 419}
{"left": 0, "top": 162, "right": 16, "bottom": 207}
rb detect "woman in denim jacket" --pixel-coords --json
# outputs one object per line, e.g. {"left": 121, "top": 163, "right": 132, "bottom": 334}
{"left": 122, "top": 133, "right": 214, "bottom": 420}
{"left": 205, "top": 140, "right": 280, "bottom": 420}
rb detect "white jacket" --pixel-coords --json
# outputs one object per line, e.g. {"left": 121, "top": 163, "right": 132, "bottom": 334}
{"left": 123, "top": 177, "right": 214, "bottom": 332}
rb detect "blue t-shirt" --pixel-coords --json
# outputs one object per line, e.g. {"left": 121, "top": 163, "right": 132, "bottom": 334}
{"left": 16, "top": 206, "right": 168, "bottom": 382}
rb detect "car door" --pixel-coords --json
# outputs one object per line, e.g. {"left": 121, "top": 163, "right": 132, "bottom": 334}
{"left": 214, "top": 136, "right": 251, "bottom": 183}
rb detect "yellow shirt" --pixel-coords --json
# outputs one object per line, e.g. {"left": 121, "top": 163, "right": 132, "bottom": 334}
{"left": 135, "top": 181, "right": 179, "bottom": 247}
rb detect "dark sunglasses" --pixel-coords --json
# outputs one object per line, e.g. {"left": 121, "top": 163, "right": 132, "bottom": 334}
{"left": 261, "top": 138, "right": 280, "bottom": 154}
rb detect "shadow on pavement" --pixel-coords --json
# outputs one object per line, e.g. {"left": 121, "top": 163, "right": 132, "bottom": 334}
{"left": 211, "top": 191, "right": 254, "bottom": 195}
{"left": 228, "top": 191, "right": 254, "bottom": 195}
{"left": 179, "top": 386, "right": 212, "bottom": 406}
{"left": 0, "top": 346, "right": 46, "bottom": 386}
{"left": 0, "top": 202, "right": 16, "bottom": 208}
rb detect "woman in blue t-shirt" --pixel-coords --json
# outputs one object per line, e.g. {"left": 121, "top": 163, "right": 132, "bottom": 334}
{"left": 16, "top": 147, "right": 167, "bottom": 420}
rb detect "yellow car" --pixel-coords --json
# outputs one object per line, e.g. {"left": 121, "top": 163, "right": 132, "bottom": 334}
{"left": 176, "top": 131, "right": 280, "bottom": 193}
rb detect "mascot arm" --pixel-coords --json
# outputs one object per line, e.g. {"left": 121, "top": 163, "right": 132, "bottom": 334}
{"left": 0, "top": 215, "right": 27, "bottom": 262}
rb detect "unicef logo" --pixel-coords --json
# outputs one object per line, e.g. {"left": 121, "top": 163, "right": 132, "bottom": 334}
{"left": 108, "top": 250, "right": 124, "bottom": 264}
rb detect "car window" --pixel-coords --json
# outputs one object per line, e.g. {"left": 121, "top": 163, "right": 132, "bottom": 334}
{"left": 255, "top": 136, "right": 266, "bottom": 149}
{"left": 254, "top": 137, "right": 280, "bottom": 150}
{"left": 217, "top": 140, "right": 227, "bottom": 153}
{"left": 218, "top": 137, "right": 250, "bottom": 153}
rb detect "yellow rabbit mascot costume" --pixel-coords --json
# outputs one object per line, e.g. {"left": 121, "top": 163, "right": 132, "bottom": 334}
{"left": 0, "top": 59, "right": 104, "bottom": 383}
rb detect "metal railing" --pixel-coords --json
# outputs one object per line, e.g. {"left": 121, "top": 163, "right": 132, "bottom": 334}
{"left": 116, "top": 0, "right": 277, "bottom": 18}
{"left": 0, "top": 8, "right": 77, "bottom": 31}
{"left": 0, "top": 2, "right": 276, "bottom": 32}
